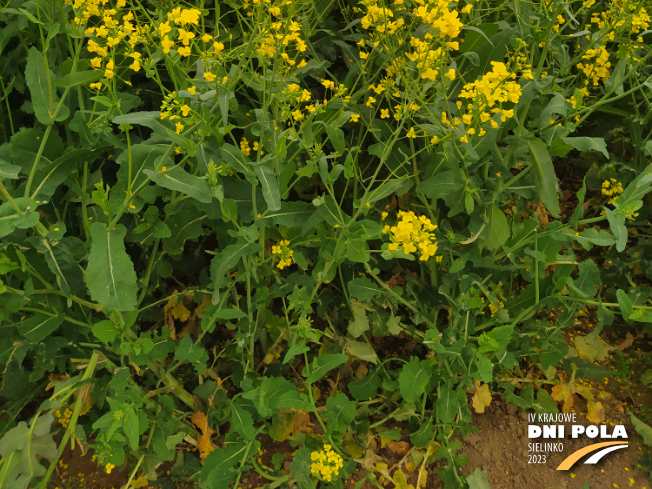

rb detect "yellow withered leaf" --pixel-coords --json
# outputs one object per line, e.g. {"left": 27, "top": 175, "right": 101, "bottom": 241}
{"left": 472, "top": 381, "right": 492, "bottom": 414}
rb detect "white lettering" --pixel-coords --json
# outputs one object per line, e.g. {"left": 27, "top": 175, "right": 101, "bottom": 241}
{"left": 600, "top": 425, "right": 612, "bottom": 439}
{"left": 612, "top": 425, "right": 628, "bottom": 439}
{"left": 529, "top": 425, "right": 542, "bottom": 438}
{"left": 586, "top": 426, "right": 599, "bottom": 438}
{"left": 572, "top": 425, "right": 585, "bottom": 438}
{"left": 543, "top": 425, "right": 557, "bottom": 438}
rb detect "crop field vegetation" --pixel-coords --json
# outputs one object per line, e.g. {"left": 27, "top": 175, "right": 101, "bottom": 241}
{"left": 0, "top": 0, "right": 652, "bottom": 488}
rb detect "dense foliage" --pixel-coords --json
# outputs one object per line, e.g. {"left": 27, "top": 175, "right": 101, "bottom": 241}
{"left": 1, "top": 0, "right": 652, "bottom": 487}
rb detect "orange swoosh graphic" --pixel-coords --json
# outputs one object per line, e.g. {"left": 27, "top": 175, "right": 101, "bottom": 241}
{"left": 556, "top": 442, "right": 629, "bottom": 470}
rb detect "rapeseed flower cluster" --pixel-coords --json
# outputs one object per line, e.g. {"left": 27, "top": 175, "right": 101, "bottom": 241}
{"left": 383, "top": 211, "right": 438, "bottom": 261}
{"left": 601, "top": 178, "right": 624, "bottom": 204}
{"left": 159, "top": 90, "right": 198, "bottom": 134}
{"left": 577, "top": 46, "right": 612, "bottom": 88}
{"left": 310, "top": 444, "right": 344, "bottom": 482}
{"left": 55, "top": 407, "right": 73, "bottom": 428}
{"left": 456, "top": 61, "right": 522, "bottom": 142}
{"left": 68, "top": 0, "right": 148, "bottom": 90}
{"left": 272, "top": 240, "right": 294, "bottom": 269}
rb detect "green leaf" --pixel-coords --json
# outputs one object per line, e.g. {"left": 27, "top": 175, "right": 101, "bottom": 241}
{"left": 220, "top": 143, "right": 253, "bottom": 176}
{"left": 122, "top": 407, "right": 140, "bottom": 451}
{"left": 467, "top": 468, "right": 491, "bottom": 489}
{"left": 348, "top": 303, "right": 369, "bottom": 338}
{"left": 323, "top": 393, "right": 356, "bottom": 436}
{"left": 399, "top": 357, "right": 431, "bottom": 403}
{"left": 25, "top": 47, "right": 54, "bottom": 125}
{"left": 283, "top": 344, "right": 310, "bottom": 364}
{"left": 92, "top": 320, "right": 119, "bottom": 344}
{"left": 0, "top": 160, "right": 21, "bottom": 180}
{"left": 575, "top": 228, "right": 616, "bottom": 249}
{"left": 630, "top": 413, "right": 652, "bottom": 446}
{"left": 346, "top": 238, "right": 370, "bottom": 263}
{"left": 230, "top": 402, "right": 256, "bottom": 440}
{"left": 567, "top": 260, "right": 600, "bottom": 299}
{"left": 483, "top": 325, "right": 513, "bottom": 352}
{"left": 18, "top": 314, "right": 64, "bottom": 343}
{"left": 605, "top": 208, "right": 627, "bottom": 252}
{"left": 365, "top": 179, "right": 413, "bottom": 206}
{"left": 346, "top": 341, "right": 378, "bottom": 364}
{"left": 174, "top": 335, "right": 209, "bottom": 372}
{"left": 348, "top": 277, "right": 382, "bottom": 301}
{"left": 304, "top": 353, "right": 348, "bottom": 384}
{"left": 436, "top": 382, "right": 459, "bottom": 423}
{"left": 55, "top": 70, "right": 103, "bottom": 88}
{"left": 144, "top": 167, "right": 212, "bottom": 204}
{"left": 561, "top": 137, "right": 609, "bottom": 158}
{"left": 290, "top": 448, "right": 316, "bottom": 489}
{"left": 254, "top": 162, "right": 281, "bottom": 211}
{"left": 418, "top": 170, "right": 465, "bottom": 201}
{"left": 616, "top": 289, "right": 633, "bottom": 321}
{"left": 86, "top": 223, "right": 138, "bottom": 311}
{"left": 526, "top": 138, "right": 561, "bottom": 217}
{"left": 199, "top": 442, "right": 248, "bottom": 489}
{"left": 484, "top": 204, "right": 509, "bottom": 251}
{"left": 348, "top": 369, "right": 382, "bottom": 401}
{"left": 210, "top": 240, "right": 263, "bottom": 304}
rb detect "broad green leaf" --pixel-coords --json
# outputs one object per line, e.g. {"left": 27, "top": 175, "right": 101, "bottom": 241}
{"left": 348, "top": 303, "right": 369, "bottom": 338}
{"left": 144, "top": 167, "right": 212, "bottom": 204}
{"left": 605, "top": 208, "right": 627, "bottom": 252}
{"left": 575, "top": 228, "right": 616, "bottom": 249}
{"left": 561, "top": 137, "right": 609, "bottom": 158}
{"left": 365, "top": 179, "right": 413, "bottom": 205}
{"left": 399, "top": 357, "right": 431, "bottom": 403}
{"left": 348, "top": 276, "right": 382, "bottom": 301}
{"left": 230, "top": 402, "right": 256, "bottom": 440}
{"left": 55, "top": 70, "right": 103, "bottom": 88}
{"left": 210, "top": 240, "right": 263, "bottom": 304}
{"left": 163, "top": 201, "right": 209, "bottom": 255}
{"left": 410, "top": 419, "right": 435, "bottom": 448}
{"left": 630, "top": 413, "right": 652, "bottom": 446}
{"left": 418, "top": 170, "right": 464, "bottom": 200}
{"left": 346, "top": 341, "right": 378, "bottom": 364}
{"left": 283, "top": 344, "right": 310, "bottom": 364}
{"left": 323, "top": 393, "right": 356, "bottom": 436}
{"left": 436, "top": 382, "right": 459, "bottom": 423}
{"left": 122, "top": 407, "right": 140, "bottom": 450}
{"left": 25, "top": 47, "right": 55, "bottom": 125}
{"left": 264, "top": 201, "right": 313, "bottom": 227}
{"left": 290, "top": 448, "right": 316, "bottom": 489}
{"left": 483, "top": 204, "right": 509, "bottom": 251}
{"left": 0, "top": 160, "right": 20, "bottom": 180}
{"left": 616, "top": 289, "right": 633, "bottom": 321}
{"left": 220, "top": 143, "right": 253, "bottom": 176}
{"left": 18, "top": 314, "right": 64, "bottom": 343}
{"left": 86, "top": 223, "right": 138, "bottom": 311}
{"left": 174, "top": 335, "right": 209, "bottom": 372}
{"left": 304, "top": 353, "right": 348, "bottom": 384}
{"left": 199, "top": 442, "right": 248, "bottom": 489}
{"left": 567, "top": 260, "right": 600, "bottom": 299}
{"left": 526, "top": 138, "right": 561, "bottom": 217}
{"left": 348, "top": 369, "right": 382, "bottom": 401}
{"left": 92, "top": 320, "right": 119, "bottom": 344}
{"left": 254, "top": 162, "right": 281, "bottom": 211}
{"left": 467, "top": 468, "right": 490, "bottom": 489}
{"left": 346, "top": 238, "right": 370, "bottom": 263}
